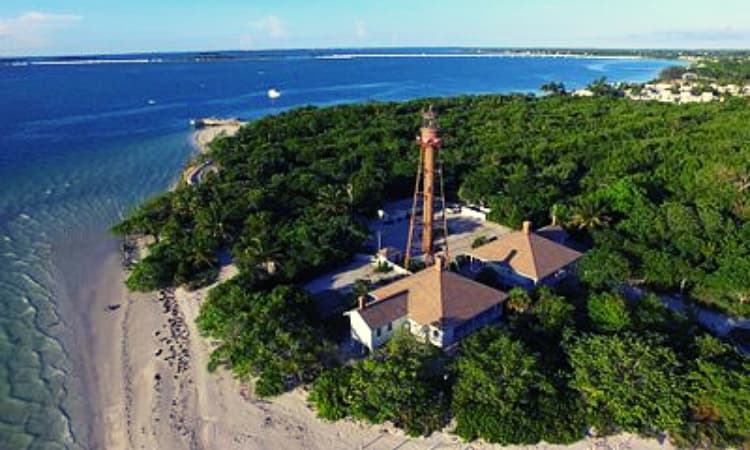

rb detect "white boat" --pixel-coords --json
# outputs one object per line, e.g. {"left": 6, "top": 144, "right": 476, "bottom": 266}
{"left": 267, "top": 88, "right": 281, "bottom": 99}
{"left": 147, "top": 99, "right": 156, "bottom": 105}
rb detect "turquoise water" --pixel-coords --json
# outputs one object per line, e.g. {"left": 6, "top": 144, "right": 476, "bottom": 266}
{"left": 0, "top": 133, "right": 189, "bottom": 449}
{"left": 0, "top": 50, "right": 677, "bottom": 448}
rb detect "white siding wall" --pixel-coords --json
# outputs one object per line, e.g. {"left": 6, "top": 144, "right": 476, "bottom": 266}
{"left": 408, "top": 320, "right": 449, "bottom": 348}
{"left": 351, "top": 303, "right": 504, "bottom": 351}
{"left": 348, "top": 311, "right": 373, "bottom": 351}
{"left": 349, "top": 311, "right": 408, "bottom": 351}
{"left": 371, "top": 316, "right": 408, "bottom": 349}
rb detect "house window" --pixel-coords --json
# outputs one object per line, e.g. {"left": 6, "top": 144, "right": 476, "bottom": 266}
{"left": 387, "top": 322, "right": 393, "bottom": 332}
{"left": 376, "top": 327, "right": 382, "bottom": 337}
{"left": 432, "top": 329, "right": 440, "bottom": 338}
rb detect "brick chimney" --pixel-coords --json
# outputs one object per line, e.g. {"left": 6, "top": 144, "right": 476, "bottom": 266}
{"left": 358, "top": 296, "right": 366, "bottom": 310}
{"left": 522, "top": 221, "right": 532, "bottom": 235}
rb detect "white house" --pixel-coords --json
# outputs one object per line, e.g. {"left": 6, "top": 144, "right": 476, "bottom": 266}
{"left": 345, "top": 257, "right": 508, "bottom": 351}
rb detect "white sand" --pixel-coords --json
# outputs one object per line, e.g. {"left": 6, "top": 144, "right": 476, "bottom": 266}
{"left": 182, "top": 124, "right": 243, "bottom": 185}
{"left": 192, "top": 124, "right": 243, "bottom": 154}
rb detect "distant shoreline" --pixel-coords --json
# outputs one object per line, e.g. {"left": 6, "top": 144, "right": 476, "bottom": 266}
{"left": 316, "top": 52, "right": 645, "bottom": 60}
{"left": 2, "top": 53, "right": 649, "bottom": 68}
{"left": 0, "top": 47, "right": 692, "bottom": 65}
{"left": 6, "top": 46, "right": 749, "bottom": 63}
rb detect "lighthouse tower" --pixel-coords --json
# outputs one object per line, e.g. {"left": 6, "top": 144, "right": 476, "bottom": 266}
{"left": 405, "top": 107, "right": 449, "bottom": 270}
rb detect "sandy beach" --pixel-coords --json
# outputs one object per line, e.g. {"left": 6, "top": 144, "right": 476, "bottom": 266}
{"left": 191, "top": 123, "right": 244, "bottom": 154}
{"left": 81, "top": 125, "right": 676, "bottom": 450}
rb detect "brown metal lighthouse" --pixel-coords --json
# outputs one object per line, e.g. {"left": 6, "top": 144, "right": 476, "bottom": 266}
{"left": 405, "top": 106, "right": 449, "bottom": 269}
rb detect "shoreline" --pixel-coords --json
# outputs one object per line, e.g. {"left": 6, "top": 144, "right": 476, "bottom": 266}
{"left": 316, "top": 52, "right": 646, "bottom": 60}
{"left": 50, "top": 229, "right": 130, "bottom": 449}
{"left": 190, "top": 122, "right": 244, "bottom": 155}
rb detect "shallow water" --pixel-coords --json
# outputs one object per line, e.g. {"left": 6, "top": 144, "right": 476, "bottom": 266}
{"left": 0, "top": 50, "right": 676, "bottom": 448}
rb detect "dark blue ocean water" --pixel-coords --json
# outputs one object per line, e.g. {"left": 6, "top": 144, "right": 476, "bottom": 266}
{"left": 0, "top": 49, "right": 676, "bottom": 449}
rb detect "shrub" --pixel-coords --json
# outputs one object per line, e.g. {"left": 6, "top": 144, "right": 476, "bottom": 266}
{"left": 675, "top": 356, "right": 750, "bottom": 448}
{"left": 578, "top": 247, "right": 630, "bottom": 291}
{"left": 374, "top": 260, "right": 393, "bottom": 273}
{"left": 532, "top": 289, "right": 575, "bottom": 334}
{"left": 309, "top": 366, "right": 353, "bottom": 421}
{"left": 587, "top": 292, "right": 630, "bottom": 332}
{"left": 327, "top": 332, "right": 448, "bottom": 436}
{"left": 507, "top": 287, "right": 533, "bottom": 313}
{"left": 197, "top": 282, "right": 325, "bottom": 394}
{"left": 471, "top": 235, "right": 490, "bottom": 249}
{"left": 452, "top": 328, "right": 583, "bottom": 445}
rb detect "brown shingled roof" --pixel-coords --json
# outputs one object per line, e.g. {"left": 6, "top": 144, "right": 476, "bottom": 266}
{"left": 536, "top": 224, "right": 568, "bottom": 245}
{"left": 467, "top": 223, "right": 582, "bottom": 281}
{"left": 358, "top": 291, "right": 408, "bottom": 329}
{"left": 367, "top": 264, "right": 507, "bottom": 327}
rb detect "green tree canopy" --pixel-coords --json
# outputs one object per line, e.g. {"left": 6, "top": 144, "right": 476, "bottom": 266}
{"left": 311, "top": 332, "right": 448, "bottom": 437}
{"left": 532, "top": 288, "right": 576, "bottom": 334}
{"left": 452, "top": 328, "right": 586, "bottom": 445}
{"left": 679, "top": 355, "right": 750, "bottom": 448}
{"left": 567, "top": 333, "right": 686, "bottom": 433}
{"left": 578, "top": 247, "right": 631, "bottom": 291}
{"left": 196, "top": 281, "right": 325, "bottom": 395}
{"left": 452, "top": 328, "right": 548, "bottom": 444}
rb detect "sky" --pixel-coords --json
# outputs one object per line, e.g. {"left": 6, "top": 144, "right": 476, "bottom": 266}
{"left": 1, "top": 0, "right": 750, "bottom": 56}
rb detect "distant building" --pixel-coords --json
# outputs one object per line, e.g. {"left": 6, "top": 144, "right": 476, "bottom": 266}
{"left": 464, "top": 221, "right": 582, "bottom": 290}
{"left": 572, "top": 89, "right": 594, "bottom": 97}
{"left": 345, "top": 257, "right": 507, "bottom": 351}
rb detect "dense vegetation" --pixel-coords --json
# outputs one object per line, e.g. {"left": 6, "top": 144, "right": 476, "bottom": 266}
{"left": 195, "top": 282, "right": 325, "bottom": 395}
{"left": 310, "top": 332, "right": 449, "bottom": 436}
{"left": 311, "top": 286, "right": 749, "bottom": 447}
{"left": 694, "top": 57, "right": 750, "bottom": 85}
{"left": 115, "top": 93, "right": 750, "bottom": 446}
{"left": 659, "top": 56, "right": 750, "bottom": 86}
{"left": 116, "top": 95, "right": 750, "bottom": 316}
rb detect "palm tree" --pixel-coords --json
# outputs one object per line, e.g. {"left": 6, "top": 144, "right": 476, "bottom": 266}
{"left": 195, "top": 201, "right": 229, "bottom": 243}
{"left": 570, "top": 198, "right": 611, "bottom": 231}
{"left": 317, "top": 185, "right": 350, "bottom": 216}
{"left": 507, "top": 287, "right": 532, "bottom": 314}
{"left": 190, "top": 241, "right": 217, "bottom": 269}
{"left": 541, "top": 82, "right": 567, "bottom": 96}
{"left": 242, "top": 235, "right": 284, "bottom": 276}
